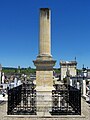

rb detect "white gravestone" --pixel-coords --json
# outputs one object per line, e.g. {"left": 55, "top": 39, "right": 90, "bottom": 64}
{"left": 17, "top": 80, "right": 22, "bottom": 86}
{"left": 14, "top": 78, "right": 17, "bottom": 87}
{"left": 2, "top": 73, "right": 5, "bottom": 84}
{"left": 82, "top": 80, "right": 86, "bottom": 97}
{"left": 77, "top": 82, "right": 80, "bottom": 89}
{"left": 70, "top": 79, "right": 72, "bottom": 86}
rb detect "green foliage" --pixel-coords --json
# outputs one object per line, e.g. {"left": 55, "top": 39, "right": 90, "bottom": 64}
{"left": 63, "top": 77, "right": 67, "bottom": 84}
{"left": 54, "top": 68, "right": 60, "bottom": 74}
{"left": 77, "top": 69, "right": 82, "bottom": 74}
{"left": 20, "top": 68, "right": 36, "bottom": 75}
{"left": 2, "top": 67, "right": 36, "bottom": 75}
{"left": 2, "top": 67, "right": 16, "bottom": 75}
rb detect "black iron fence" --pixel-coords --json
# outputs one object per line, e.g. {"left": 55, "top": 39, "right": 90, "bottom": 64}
{"left": 68, "top": 85, "right": 81, "bottom": 115}
{"left": 51, "top": 84, "right": 81, "bottom": 115}
{"left": 7, "top": 83, "right": 81, "bottom": 115}
{"left": 7, "top": 85, "right": 22, "bottom": 115}
{"left": 7, "top": 83, "right": 36, "bottom": 115}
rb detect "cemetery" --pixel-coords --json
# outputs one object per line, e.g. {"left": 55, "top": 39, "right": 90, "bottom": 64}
{"left": 0, "top": 8, "right": 90, "bottom": 119}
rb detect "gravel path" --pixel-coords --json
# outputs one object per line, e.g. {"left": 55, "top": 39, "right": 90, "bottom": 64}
{"left": 0, "top": 98, "right": 90, "bottom": 120}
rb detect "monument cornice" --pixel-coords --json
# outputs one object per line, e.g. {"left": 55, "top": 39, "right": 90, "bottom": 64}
{"left": 33, "top": 60, "right": 56, "bottom": 70}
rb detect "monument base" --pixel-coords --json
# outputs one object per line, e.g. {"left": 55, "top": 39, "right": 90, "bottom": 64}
{"left": 33, "top": 58, "right": 56, "bottom": 116}
{"left": 36, "top": 86, "right": 55, "bottom": 116}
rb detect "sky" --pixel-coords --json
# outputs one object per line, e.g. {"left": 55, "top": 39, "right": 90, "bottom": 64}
{"left": 0, "top": 0, "right": 90, "bottom": 69}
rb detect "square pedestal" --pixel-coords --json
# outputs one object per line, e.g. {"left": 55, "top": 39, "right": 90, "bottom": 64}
{"left": 36, "top": 87, "right": 54, "bottom": 116}
{"left": 36, "top": 70, "right": 53, "bottom": 87}
{"left": 33, "top": 59, "right": 56, "bottom": 116}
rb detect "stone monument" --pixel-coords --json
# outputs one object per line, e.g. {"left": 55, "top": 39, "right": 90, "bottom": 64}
{"left": 33, "top": 8, "right": 56, "bottom": 115}
{"left": 60, "top": 61, "right": 77, "bottom": 81}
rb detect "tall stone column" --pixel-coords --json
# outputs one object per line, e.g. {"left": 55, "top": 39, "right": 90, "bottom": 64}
{"left": 39, "top": 8, "right": 51, "bottom": 57}
{"left": 36, "top": 8, "right": 53, "bottom": 60}
{"left": 33, "top": 8, "right": 56, "bottom": 116}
